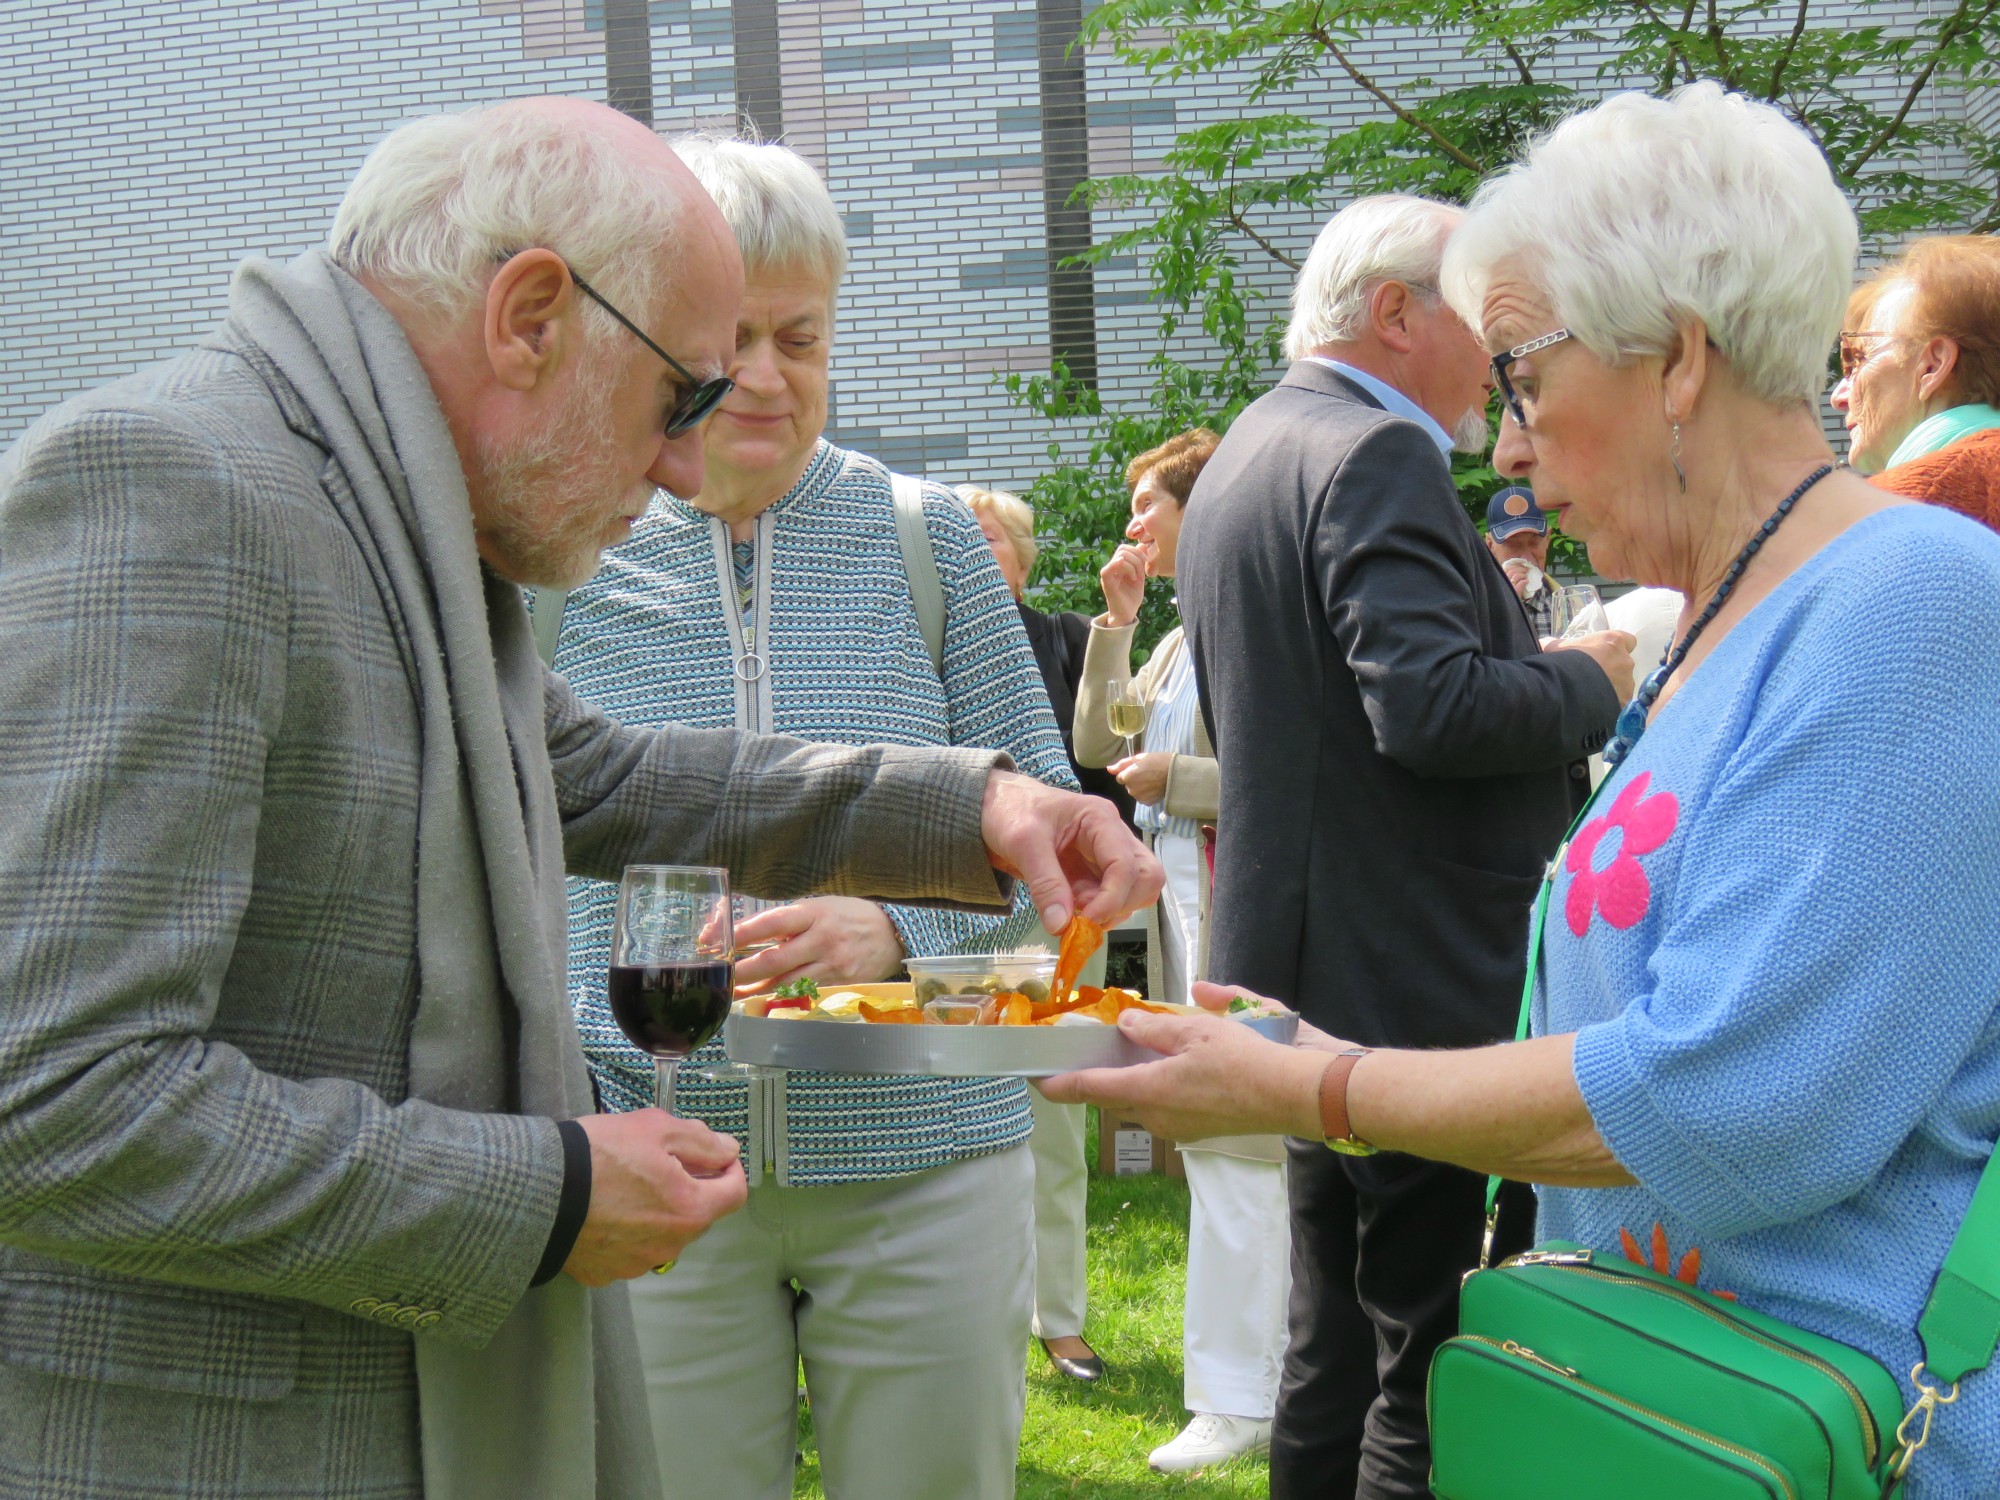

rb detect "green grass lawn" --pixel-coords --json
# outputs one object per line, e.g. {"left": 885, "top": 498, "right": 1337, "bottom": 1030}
{"left": 793, "top": 1113, "right": 1272, "bottom": 1497}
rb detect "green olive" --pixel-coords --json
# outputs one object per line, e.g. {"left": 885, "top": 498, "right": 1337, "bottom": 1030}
{"left": 1019, "top": 979, "right": 1049, "bottom": 1002}
{"left": 970, "top": 976, "right": 1002, "bottom": 995}
{"left": 915, "top": 978, "right": 946, "bottom": 1003}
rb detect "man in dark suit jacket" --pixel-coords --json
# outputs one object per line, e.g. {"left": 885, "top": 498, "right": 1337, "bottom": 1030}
{"left": 1176, "top": 195, "right": 1633, "bottom": 1499}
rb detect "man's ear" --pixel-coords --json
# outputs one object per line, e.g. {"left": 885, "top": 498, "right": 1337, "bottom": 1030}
{"left": 1370, "top": 280, "right": 1419, "bottom": 355}
{"left": 1660, "top": 316, "right": 1710, "bottom": 425}
{"left": 1915, "top": 335, "right": 1962, "bottom": 405}
{"left": 484, "top": 250, "right": 578, "bottom": 393}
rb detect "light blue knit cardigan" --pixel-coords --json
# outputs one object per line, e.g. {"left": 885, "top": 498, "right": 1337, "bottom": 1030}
{"left": 1536, "top": 504, "right": 2000, "bottom": 1496}
{"left": 555, "top": 440, "right": 1077, "bottom": 1183}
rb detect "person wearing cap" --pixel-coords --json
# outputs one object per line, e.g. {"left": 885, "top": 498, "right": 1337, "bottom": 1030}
{"left": 1485, "top": 484, "right": 1556, "bottom": 638}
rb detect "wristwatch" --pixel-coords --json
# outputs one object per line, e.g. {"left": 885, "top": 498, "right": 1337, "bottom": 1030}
{"left": 1319, "top": 1046, "right": 1378, "bottom": 1157}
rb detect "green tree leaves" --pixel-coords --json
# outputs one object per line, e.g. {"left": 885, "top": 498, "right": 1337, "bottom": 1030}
{"left": 1011, "top": 0, "right": 1999, "bottom": 635}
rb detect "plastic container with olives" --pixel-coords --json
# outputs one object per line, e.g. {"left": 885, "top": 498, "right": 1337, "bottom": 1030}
{"left": 903, "top": 952, "right": 1059, "bottom": 1007}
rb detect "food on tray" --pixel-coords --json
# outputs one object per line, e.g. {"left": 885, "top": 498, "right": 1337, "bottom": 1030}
{"left": 1050, "top": 914, "right": 1105, "bottom": 1002}
{"left": 858, "top": 984, "right": 1173, "bottom": 1026}
{"left": 923, "top": 997, "right": 984, "bottom": 1025}
{"left": 911, "top": 973, "right": 1051, "bottom": 1005}
{"left": 904, "top": 952, "right": 1058, "bottom": 1007}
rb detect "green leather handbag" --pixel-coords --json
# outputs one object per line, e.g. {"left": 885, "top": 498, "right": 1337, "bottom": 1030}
{"left": 1426, "top": 800, "right": 2000, "bottom": 1500}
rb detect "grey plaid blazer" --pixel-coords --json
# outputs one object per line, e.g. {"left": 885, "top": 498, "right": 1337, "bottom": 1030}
{"left": 0, "top": 336, "right": 1008, "bottom": 1497}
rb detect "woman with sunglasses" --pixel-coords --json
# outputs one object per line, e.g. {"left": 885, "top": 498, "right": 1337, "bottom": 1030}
{"left": 546, "top": 135, "right": 1076, "bottom": 1500}
{"left": 1832, "top": 235, "right": 2000, "bottom": 523}
{"left": 1048, "top": 84, "right": 2000, "bottom": 1495}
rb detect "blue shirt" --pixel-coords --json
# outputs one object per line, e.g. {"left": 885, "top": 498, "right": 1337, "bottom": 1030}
{"left": 1535, "top": 504, "right": 2000, "bottom": 1497}
{"left": 1306, "top": 357, "right": 1454, "bottom": 455}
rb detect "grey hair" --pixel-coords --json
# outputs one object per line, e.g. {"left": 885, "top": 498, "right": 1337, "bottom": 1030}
{"left": 1440, "top": 82, "right": 1858, "bottom": 407}
{"left": 328, "top": 100, "right": 684, "bottom": 331}
{"left": 671, "top": 132, "right": 847, "bottom": 300}
{"left": 1282, "top": 195, "right": 1464, "bottom": 361}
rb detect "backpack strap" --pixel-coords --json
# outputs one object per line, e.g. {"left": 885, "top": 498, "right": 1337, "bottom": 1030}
{"left": 529, "top": 587, "right": 567, "bottom": 668}
{"left": 890, "top": 473, "right": 946, "bottom": 678}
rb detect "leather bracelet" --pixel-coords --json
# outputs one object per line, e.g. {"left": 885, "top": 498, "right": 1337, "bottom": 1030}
{"left": 1318, "top": 1046, "right": 1378, "bottom": 1157}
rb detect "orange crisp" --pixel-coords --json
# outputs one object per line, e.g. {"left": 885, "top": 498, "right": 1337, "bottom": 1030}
{"left": 1051, "top": 914, "right": 1105, "bottom": 1001}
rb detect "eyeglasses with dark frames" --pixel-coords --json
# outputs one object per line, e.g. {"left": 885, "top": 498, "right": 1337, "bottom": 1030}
{"left": 495, "top": 250, "right": 734, "bottom": 436}
{"left": 1490, "top": 328, "right": 1572, "bottom": 429}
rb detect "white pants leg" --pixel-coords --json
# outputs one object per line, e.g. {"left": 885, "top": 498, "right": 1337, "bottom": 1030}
{"left": 1028, "top": 943, "right": 1100, "bottom": 1340}
{"left": 1027, "top": 1087, "right": 1087, "bottom": 1338}
{"left": 1181, "top": 1149, "right": 1292, "bottom": 1420}
{"left": 1153, "top": 830, "right": 1204, "bottom": 1007}
{"left": 628, "top": 1145, "right": 1034, "bottom": 1500}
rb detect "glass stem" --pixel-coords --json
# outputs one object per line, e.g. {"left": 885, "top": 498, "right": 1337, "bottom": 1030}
{"left": 655, "top": 1056, "right": 681, "bottom": 1115}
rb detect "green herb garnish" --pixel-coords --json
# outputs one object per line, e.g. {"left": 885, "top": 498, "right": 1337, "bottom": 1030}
{"left": 774, "top": 976, "right": 821, "bottom": 1001}
{"left": 1226, "top": 996, "right": 1259, "bottom": 1014}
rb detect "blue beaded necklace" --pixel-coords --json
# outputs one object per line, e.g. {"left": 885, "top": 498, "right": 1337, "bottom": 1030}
{"left": 1600, "top": 463, "right": 1835, "bottom": 768}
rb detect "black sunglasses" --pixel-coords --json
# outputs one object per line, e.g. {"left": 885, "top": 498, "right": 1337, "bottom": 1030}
{"left": 496, "top": 251, "right": 734, "bottom": 436}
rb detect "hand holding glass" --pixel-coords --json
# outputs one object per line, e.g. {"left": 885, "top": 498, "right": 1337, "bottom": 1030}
{"left": 1548, "top": 584, "right": 1609, "bottom": 643}
{"left": 608, "top": 865, "right": 733, "bottom": 1115}
{"left": 1107, "top": 682, "right": 1148, "bottom": 758}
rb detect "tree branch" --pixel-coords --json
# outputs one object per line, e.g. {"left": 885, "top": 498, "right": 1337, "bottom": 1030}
{"left": 1464, "top": 0, "right": 1536, "bottom": 87}
{"left": 1705, "top": 0, "right": 1739, "bottom": 89}
{"left": 1849, "top": 0, "right": 1998, "bottom": 174}
{"left": 1225, "top": 199, "right": 1304, "bottom": 270}
{"left": 1301, "top": 12, "right": 1484, "bottom": 171}
{"left": 1631, "top": 0, "right": 1697, "bottom": 87}
{"left": 1767, "top": 0, "right": 1811, "bottom": 99}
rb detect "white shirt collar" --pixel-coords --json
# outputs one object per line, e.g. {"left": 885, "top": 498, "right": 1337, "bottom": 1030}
{"left": 1305, "top": 358, "right": 1455, "bottom": 457}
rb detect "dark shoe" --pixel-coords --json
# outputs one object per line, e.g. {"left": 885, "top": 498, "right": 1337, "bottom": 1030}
{"left": 1040, "top": 1336, "right": 1105, "bottom": 1382}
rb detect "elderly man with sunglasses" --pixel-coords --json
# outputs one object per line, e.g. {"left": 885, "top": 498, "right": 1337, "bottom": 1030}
{"left": 1160, "top": 194, "right": 1631, "bottom": 1500}
{"left": 0, "top": 97, "right": 1157, "bottom": 1500}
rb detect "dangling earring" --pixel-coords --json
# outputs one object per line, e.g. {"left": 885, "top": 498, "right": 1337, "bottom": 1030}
{"left": 1669, "top": 416, "right": 1687, "bottom": 494}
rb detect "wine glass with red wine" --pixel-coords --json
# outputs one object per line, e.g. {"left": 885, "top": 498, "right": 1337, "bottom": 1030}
{"left": 609, "top": 865, "right": 734, "bottom": 1115}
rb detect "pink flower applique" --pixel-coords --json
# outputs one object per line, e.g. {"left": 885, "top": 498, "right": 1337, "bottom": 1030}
{"left": 1565, "top": 771, "right": 1679, "bottom": 937}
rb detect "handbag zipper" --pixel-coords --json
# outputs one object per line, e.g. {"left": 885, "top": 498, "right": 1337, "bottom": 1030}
{"left": 1455, "top": 1334, "right": 1801, "bottom": 1500}
{"left": 1561, "top": 1265, "right": 1880, "bottom": 1467}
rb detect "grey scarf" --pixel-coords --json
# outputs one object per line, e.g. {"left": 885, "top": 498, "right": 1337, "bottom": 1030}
{"left": 226, "top": 251, "right": 658, "bottom": 1500}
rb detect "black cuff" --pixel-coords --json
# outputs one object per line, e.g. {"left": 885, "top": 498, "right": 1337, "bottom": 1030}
{"left": 530, "top": 1119, "right": 593, "bottom": 1288}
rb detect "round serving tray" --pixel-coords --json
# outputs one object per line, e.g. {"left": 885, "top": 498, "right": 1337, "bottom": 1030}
{"left": 724, "top": 1001, "right": 1300, "bottom": 1078}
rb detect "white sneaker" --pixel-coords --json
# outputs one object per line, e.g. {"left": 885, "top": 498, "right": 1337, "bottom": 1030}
{"left": 1147, "top": 1412, "right": 1273, "bottom": 1472}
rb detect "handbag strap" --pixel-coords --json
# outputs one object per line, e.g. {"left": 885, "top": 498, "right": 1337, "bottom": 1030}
{"left": 1488, "top": 783, "right": 2000, "bottom": 1395}
{"left": 890, "top": 473, "right": 946, "bottom": 678}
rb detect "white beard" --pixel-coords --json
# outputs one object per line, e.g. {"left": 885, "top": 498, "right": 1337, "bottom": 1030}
{"left": 1451, "top": 405, "right": 1492, "bottom": 455}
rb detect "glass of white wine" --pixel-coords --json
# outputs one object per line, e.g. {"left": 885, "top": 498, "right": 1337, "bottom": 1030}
{"left": 1107, "top": 682, "right": 1149, "bottom": 759}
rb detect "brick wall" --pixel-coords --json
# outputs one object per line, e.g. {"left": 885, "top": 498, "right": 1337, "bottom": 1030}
{"left": 4, "top": 0, "right": 1984, "bottom": 483}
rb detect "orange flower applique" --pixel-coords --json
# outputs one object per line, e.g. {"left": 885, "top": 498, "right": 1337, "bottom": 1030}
{"left": 1618, "top": 1222, "right": 1737, "bottom": 1302}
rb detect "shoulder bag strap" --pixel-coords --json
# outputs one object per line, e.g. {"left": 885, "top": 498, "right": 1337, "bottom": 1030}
{"left": 890, "top": 473, "right": 946, "bottom": 678}
{"left": 529, "top": 586, "right": 567, "bottom": 668}
{"left": 1489, "top": 781, "right": 2000, "bottom": 1395}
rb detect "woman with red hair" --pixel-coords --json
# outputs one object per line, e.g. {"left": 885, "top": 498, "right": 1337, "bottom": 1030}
{"left": 1832, "top": 235, "right": 2000, "bottom": 521}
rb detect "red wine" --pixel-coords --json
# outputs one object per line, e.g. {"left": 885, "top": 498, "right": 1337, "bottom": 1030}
{"left": 607, "top": 961, "right": 735, "bottom": 1056}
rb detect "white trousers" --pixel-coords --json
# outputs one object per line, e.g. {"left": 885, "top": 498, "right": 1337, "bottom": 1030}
{"left": 1028, "top": 943, "right": 1101, "bottom": 1339}
{"left": 1182, "top": 1149, "right": 1292, "bottom": 1420}
{"left": 1027, "top": 1087, "right": 1087, "bottom": 1338}
{"left": 1155, "top": 829, "right": 1204, "bottom": 1006}
{"left": 628, "top": 1144, "right": 1034, "bottom": 1500}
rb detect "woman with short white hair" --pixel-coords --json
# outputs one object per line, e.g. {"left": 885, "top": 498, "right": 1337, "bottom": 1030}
{"left": 548, "top": 135, "right": 1076, "bottom": 1499}
{"left": 1050, "top": 82, "right": 2000, "bottom": 1496}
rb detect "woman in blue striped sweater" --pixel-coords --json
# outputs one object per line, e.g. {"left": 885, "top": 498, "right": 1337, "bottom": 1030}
{"left": 550, "top": 136, "right": 1076, "bottom": 1499}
